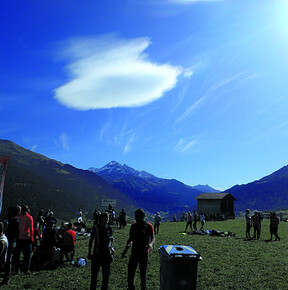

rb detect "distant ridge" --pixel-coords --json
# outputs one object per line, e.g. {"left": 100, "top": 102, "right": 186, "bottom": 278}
{"left": 225, "top": 165, "right": 288, "bottom": 212}
{"left": 193, "top": 184, "right": 221, "bottom": 193}
{"left": 90, "top": 162, "right": 205, "bottom": 214}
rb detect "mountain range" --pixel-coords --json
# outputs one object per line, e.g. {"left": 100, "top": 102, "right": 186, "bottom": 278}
{"left": 89, "top": 161, "right": 203, "bottom": 214}
{"left": 0, "top": 139, "right": 287, "bottom": 221}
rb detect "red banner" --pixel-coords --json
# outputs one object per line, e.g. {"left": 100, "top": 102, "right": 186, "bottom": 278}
{"left": 0, "top": 155, "right": 10, "bottom": 214}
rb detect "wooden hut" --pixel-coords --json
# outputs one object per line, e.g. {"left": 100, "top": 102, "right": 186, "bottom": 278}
{"left": 195, "top": 192, "right": 236, "bottom": 219}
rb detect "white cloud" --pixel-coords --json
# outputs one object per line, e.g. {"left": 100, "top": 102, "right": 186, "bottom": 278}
{"left": 54, "top": 36, "right": 182, "bottom": 110}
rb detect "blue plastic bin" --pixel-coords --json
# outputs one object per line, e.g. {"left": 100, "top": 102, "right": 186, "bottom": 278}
{"left": 158, "top": 245, "right": 202, "bottom": 290}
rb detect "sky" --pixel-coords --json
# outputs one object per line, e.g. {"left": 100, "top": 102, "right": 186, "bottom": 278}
{"left": 1, "top": 0, "right": 288, "bottom": 190}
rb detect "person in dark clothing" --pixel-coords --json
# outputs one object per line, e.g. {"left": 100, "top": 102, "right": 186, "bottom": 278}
{"left": 269, "top": 212, "right": 280, "bottom": 241}
{"left": 119, "top": 209, "right": 127, "bottom": 229}
{"left": 245, "top": 209, "right": 251, "bottom": 239}
{"left": 37, "top": 210, "right": 45, "bottom": 235}
{"left": 184, "top": 211, "right": 193, "bottom": 232}
{"left": 2, "top": 206, "right": 20, "bottom": 285}
{"left": 122, "top": 209, "right": 155, "bottom": 290}
{"left": 88, "top": 212, "right": 114, "bottom": 290}
{"left": 193, "top": 210, "right": 199, "bottom": 230}
{"left": 41, "top": 221, "right": 57, "bottom": 251}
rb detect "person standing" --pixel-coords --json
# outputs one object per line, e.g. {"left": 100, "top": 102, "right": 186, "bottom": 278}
{"left": 193, "top": 210, "right": 199, "bottom": 231}
{"left": 0, "top": 222, "right": 9, "bottom": 284}
{"left": 154, "top": 212, "right": 161, "bottom": 234}
{"left": 61, "top": 222, "right": 76, "bottom": 264}
{"left": 122, "top": 209, "right": 155, "bottom": 290}
{"left": 245, "top": 209, "right": 251, "bottom": 239}
{"left": 251, "top": 211, "right": 260, "bottom": 239}
{"left": 14, "top": 205, "right": 34, "bottom": 274}
{"left": 2, "top": 206, "right": 20, "bottom": 285}
{"left": 184, "top": 211, "right": 193, "bottom": 232}
{"left": 269, "top": 212, "right": 280, "bottom": 241}
{"left": 88, "top": 212, "right": 114, "bottom": 290}
{"left": 199, "top": 212, "right": 205, "bottom": 230}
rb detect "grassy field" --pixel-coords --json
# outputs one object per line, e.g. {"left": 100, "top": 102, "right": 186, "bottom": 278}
{"left": 2, "top": 219, "right": 287, "bottom": 289}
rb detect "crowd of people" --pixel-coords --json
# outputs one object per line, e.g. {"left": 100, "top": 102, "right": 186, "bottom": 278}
{"left": 0, "top": 205, "right": 79, "bottom": 285}
{"left": 245, "top": 209, "right": 280, "bottom": 241}
{"left": 0, "top": 204, "right": 282, "bottom": 289}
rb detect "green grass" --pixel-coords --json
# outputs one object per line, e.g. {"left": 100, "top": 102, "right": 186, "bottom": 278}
{"left": 2, "top": 219, "right": 288, "bottom": 289}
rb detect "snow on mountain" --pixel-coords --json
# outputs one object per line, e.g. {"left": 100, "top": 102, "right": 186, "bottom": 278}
{"left": 89, "top": 161, "right": 157, "bottom": 180}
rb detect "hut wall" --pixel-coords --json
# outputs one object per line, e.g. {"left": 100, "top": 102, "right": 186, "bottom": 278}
{"left": 197, "top": 200, "right": 221, "bottom": 216}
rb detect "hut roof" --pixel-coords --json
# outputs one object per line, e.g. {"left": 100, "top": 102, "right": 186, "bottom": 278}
{"left": 195, "top": 192, "right": 236, "bottom": 200}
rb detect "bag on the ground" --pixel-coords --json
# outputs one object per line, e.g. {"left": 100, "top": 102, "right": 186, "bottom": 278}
{"left": 75, "top": 257, "right": 87, "bottom": 267}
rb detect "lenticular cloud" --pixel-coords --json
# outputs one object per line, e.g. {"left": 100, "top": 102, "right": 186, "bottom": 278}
{"left": 53, "top": 36, "right": 182, "bottom": 110}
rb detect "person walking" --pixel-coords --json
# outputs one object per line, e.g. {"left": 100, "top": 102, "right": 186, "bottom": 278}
{"left": 199, "top": 212, "right": 205, "bottom": 230}
{"left": 122, "top": 209, "right": 155, "bottom": 290}
{"left": 193, "top": 210, "right": 199, "bottom": 231}
{"left": 184, "top": 211, "right": 193, "bottom": 232}
{"left": 154, "top": 212, "right": 161, "bottom": 234}
{"left": 88, "top": 212, "right": 114, "bottom": 290}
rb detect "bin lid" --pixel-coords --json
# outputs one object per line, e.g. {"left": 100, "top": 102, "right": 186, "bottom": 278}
{"left": 159, "top": 245, "right": 200, "bottom": 257}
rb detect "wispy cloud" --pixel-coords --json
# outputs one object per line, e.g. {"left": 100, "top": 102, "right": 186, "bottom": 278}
{"left": 124, "top": 135, "right": 136, "bottom": 154}
{"left": 59, "top": 133, "right": 69, "bottom": 150}
{"left": 174, "top": 137, "right": 197, "bottom": 152}
{"left": 31, "top": 145, "right": 37, "bottom": 152}
{"left": 53, "top": 36, "right": 182, "bottom": 110}
{"left": 175, "top": 72, "right": 245, "bottom": 124}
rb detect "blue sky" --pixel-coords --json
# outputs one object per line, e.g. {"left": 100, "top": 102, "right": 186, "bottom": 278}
{"left": 1, "top": 0, "right": 288, "bottom": 190}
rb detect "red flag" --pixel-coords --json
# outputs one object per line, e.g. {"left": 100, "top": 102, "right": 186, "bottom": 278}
{"left": 0, "top": 155, "right": 10, "bottom": 214}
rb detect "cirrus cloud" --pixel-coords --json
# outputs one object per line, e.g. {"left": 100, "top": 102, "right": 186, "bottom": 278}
{"left": 53, "top": 36, "right": 182, "bottom": 110}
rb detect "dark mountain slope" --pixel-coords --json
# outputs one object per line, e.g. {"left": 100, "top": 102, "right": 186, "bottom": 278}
{"left": 0, "top": 140, "right": 133, "bottom": 220}
{"left": 226, "top": 165, "right": 288, "bottom": 212}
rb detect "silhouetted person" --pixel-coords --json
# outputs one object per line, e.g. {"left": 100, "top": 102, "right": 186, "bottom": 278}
{"left": 245, "top": 209, "right": 251, "bottom": 238}
{"left": 154, "top": 212, "right": 161, "bottom": 234}
{"left": 269, "top": 212, "right": 280, "bottom": 241}
{"left": 2, "top": 206, "right": 20, "bottom": 285}
{"left": 88, "top": 212, "right": 113, "bottom": 290}
{"left": 184, "top": 211, "right": 193, "bottom": 232}
{"left": 122, "top": 209, "right": 155, "bottom": 290}
{"left": 193, "top": 210, "right": 199, "bottom": 230}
